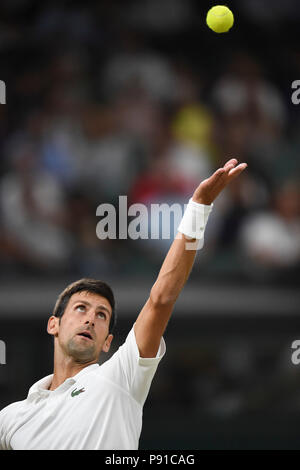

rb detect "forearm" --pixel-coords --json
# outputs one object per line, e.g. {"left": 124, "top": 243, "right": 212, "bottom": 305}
{"left": 135, "top": 231, "right": 200, "bottom": 357}
{"left": 150, "top": 233, "right": 198, "bottom": 306}
{"left": 150, "top": 192, "right": 214, "bottom": 305}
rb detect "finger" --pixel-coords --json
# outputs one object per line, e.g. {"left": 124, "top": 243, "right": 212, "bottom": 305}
{"left": 215, "top": 163, "right": 247, "bottom": 189}
{"left": 208, "top": 167, "right": 225, "bottom": 182}
{"left": 213, "top": 159, "right": 238, "bottom": 180}
{"left": 228, "top": 163, "right": 248, "bottom": 179}
{"left": 218, "top": 161, "right": 237, "bottom": 181}
{"left": 205, "top": 160, "right": 242, "bottom": 187}
{"left": 223, "top": 158, "right": 238, "bottom": 169}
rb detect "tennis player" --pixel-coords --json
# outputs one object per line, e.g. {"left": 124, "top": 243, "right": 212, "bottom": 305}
{"left": 0, "top": 158, "right": 247, "bottom": 450}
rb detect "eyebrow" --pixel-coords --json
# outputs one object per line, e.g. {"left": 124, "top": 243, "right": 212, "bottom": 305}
{"left": 72, "top": 299, "right": 111, "bottom": 317}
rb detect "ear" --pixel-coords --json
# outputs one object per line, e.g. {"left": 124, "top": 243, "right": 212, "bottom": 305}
{"left": 47, "top": 316, "right": 60, "bottom": 337}
{"left": 102, "top": 334, "right": 113, "bottom": 353}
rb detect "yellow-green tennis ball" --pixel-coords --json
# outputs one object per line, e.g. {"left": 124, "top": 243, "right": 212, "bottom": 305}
{"left": 206, "top": 5, "right": 234, "bottom": 33}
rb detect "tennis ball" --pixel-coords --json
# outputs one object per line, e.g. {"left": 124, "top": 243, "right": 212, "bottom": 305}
{"left": 206, "top": 5, "right": 234, "bottom": 33}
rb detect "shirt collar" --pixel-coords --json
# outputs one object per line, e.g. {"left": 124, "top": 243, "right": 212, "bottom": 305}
{"left": 27, "top": 364, "right": 100, "bottom": 398}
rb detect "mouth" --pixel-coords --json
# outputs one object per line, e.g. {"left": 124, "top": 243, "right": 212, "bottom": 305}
{"left": 77, "top": 331, "right": 93, "bottom": 341}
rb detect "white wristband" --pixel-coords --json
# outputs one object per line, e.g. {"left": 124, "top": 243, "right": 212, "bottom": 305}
{"left": 177, "top": 198, "right": 213, "bottom": 249}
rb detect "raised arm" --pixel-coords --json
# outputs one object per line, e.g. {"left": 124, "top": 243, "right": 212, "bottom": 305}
{"left": 134, "top": 158, "right": 248, "bottom": 357}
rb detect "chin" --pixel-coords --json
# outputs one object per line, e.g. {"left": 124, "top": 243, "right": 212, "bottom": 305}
{"left": 67, "top": 339, "right": 97, "bottom": 363}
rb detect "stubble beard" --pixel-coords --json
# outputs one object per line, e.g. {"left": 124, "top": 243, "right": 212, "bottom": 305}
{"left": 66, "top": 336, "right": 97, "bottom": 363}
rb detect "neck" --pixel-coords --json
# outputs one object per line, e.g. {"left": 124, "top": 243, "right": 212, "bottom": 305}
{"left": 49, "top": 352, "right": 98, "bottom": 391}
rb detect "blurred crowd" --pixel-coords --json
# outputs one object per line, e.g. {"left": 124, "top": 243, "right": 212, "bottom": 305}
{"left": 0, "top": 0, "right": 300, "bottom": 285}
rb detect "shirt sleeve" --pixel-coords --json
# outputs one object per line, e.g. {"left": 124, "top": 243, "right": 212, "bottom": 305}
{"left": 0, "top": 403, "right": 15, "bottom": 450}
{"left": 100, "top": 324, "right": 166, "bottom": 406}
{"left": 0, "top": 407, "right": 7, "bottom": 450}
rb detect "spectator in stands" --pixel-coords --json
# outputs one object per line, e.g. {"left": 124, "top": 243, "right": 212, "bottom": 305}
{"left": 0, "top": 139, "right": 73, "bottom": 272}
{"left": 238, "top": 178, "right": 300, "bottom": 282}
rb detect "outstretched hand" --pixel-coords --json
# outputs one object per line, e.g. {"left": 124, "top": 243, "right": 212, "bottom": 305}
{"left": 192, "top": 158, "right": 248, "bottom": 205}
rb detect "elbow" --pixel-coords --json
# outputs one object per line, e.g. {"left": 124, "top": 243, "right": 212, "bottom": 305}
{"left": 150, "top": 286, "right": 177, "bottom": 308}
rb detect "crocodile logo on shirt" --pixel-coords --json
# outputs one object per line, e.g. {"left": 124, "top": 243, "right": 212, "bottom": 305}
{"left": 71, "top": 387, "right": 85, "bottom": 397}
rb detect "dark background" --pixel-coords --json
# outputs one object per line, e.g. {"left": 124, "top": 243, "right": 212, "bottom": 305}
{"left": 0, "top": 0, "right": 300, "bottom": 449}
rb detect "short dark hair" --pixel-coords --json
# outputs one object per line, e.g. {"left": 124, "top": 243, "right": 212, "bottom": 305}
{"left": 53, "top": 278, "right": 116, "bottom": 334}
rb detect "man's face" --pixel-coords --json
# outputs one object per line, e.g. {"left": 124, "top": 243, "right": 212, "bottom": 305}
{"left": 49, "top": 291, "right": 113, "bottom": 364}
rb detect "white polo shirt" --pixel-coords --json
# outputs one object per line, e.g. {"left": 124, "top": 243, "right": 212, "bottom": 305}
{"left": 0, "top": 326, "right": 166, "bottom": 450}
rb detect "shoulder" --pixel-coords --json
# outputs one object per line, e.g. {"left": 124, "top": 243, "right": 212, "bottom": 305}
{"left": 0, "top": 400, "right": 25, "bottom": 422}
{"left": 98, "top": 325, "right": 166, "bottom": 380}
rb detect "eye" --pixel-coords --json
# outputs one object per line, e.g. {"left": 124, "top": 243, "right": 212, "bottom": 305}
{"left": 97, "top": 312, "right": 106, "bottom": 320}
{"left": 76, "top": 305, "right": 86, "bottom": 312}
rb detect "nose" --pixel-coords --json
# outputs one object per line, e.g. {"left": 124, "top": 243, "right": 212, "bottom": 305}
{"left": 84, "top": 313, "right": 95, "bottom": 327}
